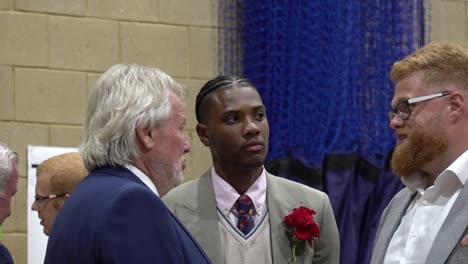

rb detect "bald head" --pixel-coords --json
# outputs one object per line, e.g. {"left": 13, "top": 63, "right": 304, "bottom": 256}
{"left": 37, "top": 152, "right": 88, "bottom": 194}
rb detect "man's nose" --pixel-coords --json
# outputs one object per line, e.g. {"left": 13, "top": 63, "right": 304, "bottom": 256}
{"left": 31, "top": 200, "right": 38, "bottom": 211}
{"left": 243, "top": 118, "right": 260, "bottom": 137}
{"left": 389, "top": 114, "right": 404, "bottom": 129}
{"left": 184, "top": 136, "right": 191, "bottom": 154}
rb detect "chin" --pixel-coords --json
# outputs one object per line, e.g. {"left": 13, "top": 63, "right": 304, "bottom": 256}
{"left": 241, "top": 160, "right": 264, "bottom": 169}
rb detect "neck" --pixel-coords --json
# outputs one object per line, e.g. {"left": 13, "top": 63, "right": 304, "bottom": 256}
{"left": 130, "top": 159, "right": 164, "bottom": 194}
{"left": 214, "top": 164, "right": 263, "bottom": 194}
{"left": 421, "top": 147, "right": 467, "bottom": 187}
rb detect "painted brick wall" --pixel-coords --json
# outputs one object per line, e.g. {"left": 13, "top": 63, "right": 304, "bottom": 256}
{"left": 0, "top": 1, "right": 216, "bottom": 263}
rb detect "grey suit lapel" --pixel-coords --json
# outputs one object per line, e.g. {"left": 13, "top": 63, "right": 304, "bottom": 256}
{"left": 426, "top": 185, "right": 468, "bottom": 264}
{"left": 373, "top": 188, "right": 416, "bottom": 263}
{"left": 267, "top": 174, "right": 300, "bottom": 264}
{"left": 196, "top": 172, "right": 223, "bottom": 264}
{"left": 174, "top": 172, "right": 223, "bottom": 264}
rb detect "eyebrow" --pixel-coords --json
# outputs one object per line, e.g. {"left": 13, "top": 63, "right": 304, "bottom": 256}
{"left": 253, "top": 105, "right": 265, "bottom": 111}
{"left": 390, "top": 97, "right": 409, "bottom": 108}
{"left": 221, "top": 110, "right": 240, "bottom": 116}
{"left": 222, "top": 105, "right": 265, "bottom": 113}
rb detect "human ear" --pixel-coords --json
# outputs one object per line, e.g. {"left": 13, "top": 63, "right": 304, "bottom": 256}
{"left": 448, "top": 91, "right": 464, "bottom": 121}
{"left": 135, "top": 125, "right": 156, "bottom": 150}
{"left": 196, "top": 123, "right": 210, "bottom": 147}
{"left": 449, "top": 92, "right": 464, "bottom": 110}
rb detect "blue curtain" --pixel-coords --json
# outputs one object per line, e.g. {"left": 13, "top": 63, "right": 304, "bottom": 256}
{"left": 218, "top": 1, "right": 427, "bottom": 263}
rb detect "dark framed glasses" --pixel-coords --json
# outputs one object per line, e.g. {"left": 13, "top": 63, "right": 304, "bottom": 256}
{"left": 34, "top": 193, "right": 67, "bottom": 201}
{"left": 388, "top": 91, "right": 452, "bottom": 121}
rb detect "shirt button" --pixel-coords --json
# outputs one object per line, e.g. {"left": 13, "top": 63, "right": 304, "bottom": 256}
{"left": 410, "top": 231, "right": 418, "bottom": 237}
{"left": 422, "top": 200, "right": 428, "bottom": 205}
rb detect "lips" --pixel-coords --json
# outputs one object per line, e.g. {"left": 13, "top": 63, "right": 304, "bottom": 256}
{"left": 242, "top": 139, "right": 264, "bottom": 152}
{"left": 396, "top": 133, "right": 408, "bottom": 145}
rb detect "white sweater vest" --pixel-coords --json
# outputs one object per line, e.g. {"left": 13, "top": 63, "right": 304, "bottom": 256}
{"left": 217, "top": 210, "right": 273, "bottom": 264}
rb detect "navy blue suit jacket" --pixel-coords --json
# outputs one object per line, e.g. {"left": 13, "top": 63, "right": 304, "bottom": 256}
{"left": 0, "top": 243, "right": 13, "bottom": 264}
{"left": 45, "top": 166, "right": 211, "bottom": 264}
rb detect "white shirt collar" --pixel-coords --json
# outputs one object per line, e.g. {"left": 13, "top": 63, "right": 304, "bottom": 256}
{"left": 211, "top": 166, "right": 267, "bottom": 217}
{"left": 125, "top": 164, "right": 160, "bottom": 197}
{"left": 384, "top": 150, "right": 468, "bottom": 263}
{"left": 402, "top": 150, "right": 468, "bottom": 195}
{"left": 443, "top": 150, "right": 468, "bottom": 186}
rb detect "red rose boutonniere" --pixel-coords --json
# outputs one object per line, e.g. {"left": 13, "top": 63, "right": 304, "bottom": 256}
{"left": 283, "top": 206, "right": 320, "bottom": 264}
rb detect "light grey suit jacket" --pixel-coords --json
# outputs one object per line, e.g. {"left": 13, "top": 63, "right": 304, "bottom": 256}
{"left": 371, "top": 185, "right": 468, "bottom": 264}
{"left": 163, "top": 170, "right": 340, "bottom": 264}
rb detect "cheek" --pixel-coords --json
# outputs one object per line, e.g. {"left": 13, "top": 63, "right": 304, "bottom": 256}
{"left": 210, "top": 129, "right": 240, "bottom": 151}
{"left": 261, "top": 123, "right": 270, "bottom": 137}
{"left": 43, "top": 207, "right": 58, "bottom": 223}
{"left": 221, "top": 137, "right": 239, "bottom": 152}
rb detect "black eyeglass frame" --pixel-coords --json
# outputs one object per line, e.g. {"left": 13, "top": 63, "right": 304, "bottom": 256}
{"left": 388, "top": 91, "right": 453, "bottom": 121}
{"left": 34, "top": 193, "right": 67, "bottom": 201}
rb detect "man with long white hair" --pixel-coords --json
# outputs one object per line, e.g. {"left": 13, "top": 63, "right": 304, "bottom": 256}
{"left": 0, "top": 142, "right": 18, "bottom": 264}
{"left": 45, "top": 64, "right": 211, "bottom": 263}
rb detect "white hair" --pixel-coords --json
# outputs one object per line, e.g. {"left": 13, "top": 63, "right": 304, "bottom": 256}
{"left": 80, "top": 64, "right": 187, "bottom": 171}
{"left": 0, "top": 142, "right": 18, "bottom": 194}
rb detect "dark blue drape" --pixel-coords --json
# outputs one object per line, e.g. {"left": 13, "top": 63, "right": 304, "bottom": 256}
{"left": 218, "top": 1, "right": 426, "bottom": 263}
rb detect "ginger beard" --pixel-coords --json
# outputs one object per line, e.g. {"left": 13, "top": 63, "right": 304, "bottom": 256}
{"left": 391, "top": 121, "right": 448, "bottom": 177}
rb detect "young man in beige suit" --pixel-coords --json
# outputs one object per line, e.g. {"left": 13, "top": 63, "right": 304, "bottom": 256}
{"left": 164, "top": 76, "right": 340, "bottom": 263}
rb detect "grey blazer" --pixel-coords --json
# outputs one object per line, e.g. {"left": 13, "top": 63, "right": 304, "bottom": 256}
{"left": 371, "top": 185, "right": 468, "bottom": 264}
{"left": 163, "top": 170, "right": 340, "bottom": 264}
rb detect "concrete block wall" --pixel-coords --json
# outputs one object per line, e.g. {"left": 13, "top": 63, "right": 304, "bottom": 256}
{"left": 0, "top": 1, "right": 216, "bottom": 263}
{"left": 1, "top": 0, "right": 467, "bottom": 263}
{"left": 431, "top": 0, "right": 468, "bottom": 48}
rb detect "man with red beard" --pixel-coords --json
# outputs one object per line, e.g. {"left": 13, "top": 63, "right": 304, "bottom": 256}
{"left": 164, "top": 76, "right": 340, "bottom": 264}
{"left": 371, "top": 43, "right": 468, "bottom": 264}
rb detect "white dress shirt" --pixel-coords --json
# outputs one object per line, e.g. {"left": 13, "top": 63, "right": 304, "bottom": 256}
{"left": 125, "top": 164, "right": 160, "bottom": 197}
{"left": 211, "top": 167, "right": 268, "bottom": 227}
{"left": 384, "top": 150, "right": 468, "bottom": 264}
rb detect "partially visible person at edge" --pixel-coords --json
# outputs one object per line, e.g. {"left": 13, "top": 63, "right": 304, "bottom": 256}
{"left": 371, "top": 43, "right": 468, "bottom": 264}
{"left": 31, "top": 152, "right": 88, "bottom": 236}
{"left": 44, "top": 64, "right": 212, "bottom": 264}
{"left": 0, "top": 142, "right": 18, "bottom": 264}
{"left": 163, "top": 75, "right": 340, "bottom": 264}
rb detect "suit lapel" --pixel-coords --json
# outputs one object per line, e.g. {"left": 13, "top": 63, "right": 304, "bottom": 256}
{"left": 170, "top": 172, "right": 222, "bottom": 264}
{"left": 267, "top": 174, "right": 297, "bottom": 264}
{"left": 373, "top": 189, "right": 416, "bottom": 263}
{"left": 167, "top": 209, "right": 211, "bottom": 259}
{"left": 195, "top": 173, "right": 223, "bottom": 264}
{"left": 426, "top": 185, "right": 468, "bottom": 264}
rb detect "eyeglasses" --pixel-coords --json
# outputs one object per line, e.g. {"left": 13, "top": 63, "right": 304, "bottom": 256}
{"left": 388, "top": 91, "right": 452, "bottom": 121}
{"left": 34, "top": 193, "right": 67, "bottom": 202}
